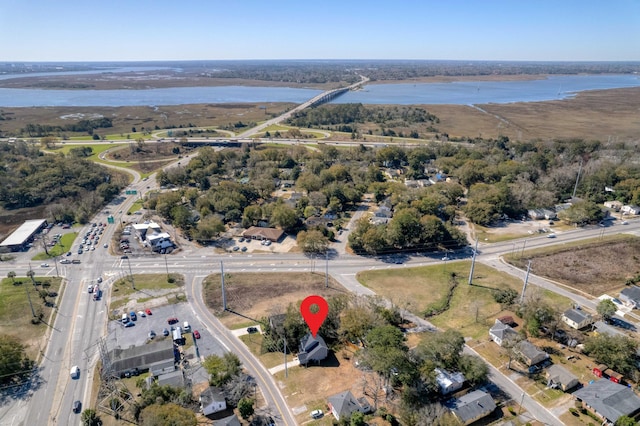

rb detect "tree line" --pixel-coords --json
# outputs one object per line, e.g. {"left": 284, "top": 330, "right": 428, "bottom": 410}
{"left": 23, "top": 117, "right": 113, "bottom": 137}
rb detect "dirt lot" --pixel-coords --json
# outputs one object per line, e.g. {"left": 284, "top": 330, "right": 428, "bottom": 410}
{"left": 509, "top": 236, "right": 640, "bottom": 296}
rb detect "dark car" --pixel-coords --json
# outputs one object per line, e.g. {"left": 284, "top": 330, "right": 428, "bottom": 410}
{"left": 73, "top": 400, "right": 82, "bottom": 414}
{"left": 163, "top": 328, "right": 170, "bottom": 336}
{"left": 247, "top": 327, "right": 259, "bottom": 334}
{"left": 167, "top": 317, "right": 179, "bottom": 325}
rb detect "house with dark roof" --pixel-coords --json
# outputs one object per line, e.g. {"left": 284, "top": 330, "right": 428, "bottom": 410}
{"left": 298, "top": 333, "right": 328, "bottom": 366}
{"left": 200, "top": 386, "right": 227, "bottom": 417}
{"left": 619, "top": 286, "right": 640, "bottom": 309}
{"left": 489, "top": 319, "right": 519, "bottom": 347}
{"left": 546, "top": 364, "right": 579, "bottom": 391}
{"left": 435, "top": 368, "right": 465, "bottom": 395}
{"left": 327, "top": 390, "right": 371, "bottom": 421}
{"left": 574, "top": 379, "right": 640, "bottom": 424}
{"left": 446, "top": 390, "right": 496, "bottom": 425}
{"left": 157, "top": 369, "right": 186, "bottom": 388}
{"left": 108, "top": 340, "right": 175, "bottom": 377}
{"left": 514, "top": 340, "right": 549, "bottom": 367}
{"left": 562, "top": 308, "right": 593, "bottom": 330}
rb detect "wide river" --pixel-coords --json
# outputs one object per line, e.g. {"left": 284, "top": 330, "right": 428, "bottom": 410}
{"left": 0, "top": 74, "right": 638, "bottom": 107}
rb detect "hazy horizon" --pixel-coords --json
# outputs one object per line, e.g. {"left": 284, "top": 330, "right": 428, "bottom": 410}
{"left": 1, "top": 1, "right": 638, "bottom": 62}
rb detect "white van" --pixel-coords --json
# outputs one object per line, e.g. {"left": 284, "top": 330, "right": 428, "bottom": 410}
{"left": 183, "top": 321, "right": 191, "bottom": 332}
{"left": 70, "top": 365, "right": 80, "bottom": 379}
{"left": 122, "top": 313, "right": 129, "bottom": 323}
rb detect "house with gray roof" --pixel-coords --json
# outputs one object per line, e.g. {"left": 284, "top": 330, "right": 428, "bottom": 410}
{"left": 562, "top": 308, "right": 593, "bottom": 330}
{"left": 619, "top": 286, "right": 640, "bottom": 309}
{"left": 157, "top": 369, "right": 186, "bottom": 388}
{"left": 214, "top": 414, "right": 241, "bottom": 426}
{"left": 574, "top": 379, "right": 640, "bottom": 424}
{"left": 489, "top": 319, "right": 519, "bottom": 347}
{"left": 545, "top": 364, "right": 579, "bottom": 391}
{"left": 446, "top": 390, "right": 496, "bottom": 425}
{"left": 514, "top": 340, "right": 549, "bottom": 367}
{"left": 327, "top": 390, "right": 371, "bottom": 421}
{"left": 298, "top": 333, "right": 328, "bottom": 366}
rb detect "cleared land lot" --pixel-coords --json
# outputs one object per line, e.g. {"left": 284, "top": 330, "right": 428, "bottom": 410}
{"left": 508, "top": 235, "right": 640, "bottom": 296}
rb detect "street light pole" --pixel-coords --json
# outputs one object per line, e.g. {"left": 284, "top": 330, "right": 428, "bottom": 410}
{"left": 164, "top": 252, "right": 170, "bottom": 281}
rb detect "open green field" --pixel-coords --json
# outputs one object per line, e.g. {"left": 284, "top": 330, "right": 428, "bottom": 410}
{"left": 358, "top": 262, "right": 572, "bottom": 339}
{"left": 110, "top": 273, "right": 184, "bottom": 312}
{"left": 127, "top": 199, "right": 143, "bottom": 214}
{"left": 0, "top": 275, "right": 63, "bottom": 359}
{"left": 50, "top": 142, "right": 127, "bottom": 161}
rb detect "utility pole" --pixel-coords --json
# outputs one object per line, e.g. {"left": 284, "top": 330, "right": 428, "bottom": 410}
{"left": 520, "top": 260, "right": 532, "bottom": 304}
{"left": 468, "top": 239, "right": 478, "bottom": 285}
{"left": 572, "top": 159, "right": 583, "bottom": 199}
{"left": 164, "top": 252, "right": 170, "bottom": 280}
{"left": 221, "top": 261, "right": 227, "bottom": 311}
{"left": 325, "top": 252, "right": 329, "bottom": 289}
{"left": 520, "top": 240, "right": 527, "bottom": 259}
{"left": 126, "top": 257, "right": 135, "bottom": 290}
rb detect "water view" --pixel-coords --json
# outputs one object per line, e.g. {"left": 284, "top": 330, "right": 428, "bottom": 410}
{"left": 0, "top": 74, "right": 638, "bottom": 107}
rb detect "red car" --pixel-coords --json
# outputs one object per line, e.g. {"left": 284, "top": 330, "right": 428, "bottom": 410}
{"left": 193, "top": 330, "right": 201, "bottom": 339}
{"left": 167, "top": 317, "right": 179, "bottom": 325}
{"left": 145, "top": 309, "right": 152, "bottom": 316}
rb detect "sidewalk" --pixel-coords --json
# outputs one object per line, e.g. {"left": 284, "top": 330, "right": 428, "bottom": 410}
{"left": 268, "top": 358, "right": 300, "bottom": 374}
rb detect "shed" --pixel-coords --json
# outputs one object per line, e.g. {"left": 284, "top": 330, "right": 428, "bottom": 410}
{"left": 604, "top": 369, "right": 623, "bottom": 384}
{"left": 593, "top": 364, "right": 607, "bottom": 378}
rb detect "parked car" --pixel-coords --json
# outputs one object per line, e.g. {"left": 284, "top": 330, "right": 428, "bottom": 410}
{"left": 124, "top": 321, "right": 135, "bottom": 328}
{"left": 167, "top": 317, "right": 179, "bottom": 325}
{"left": 97, "top": 277, "right": 102, "bottom": 283}
{"left": 162, "top": 328, "right": 170, "bottom": 336}
{"left": 310, "top": 410, "right": 324, "bottom": 419}
{"left": 247, "top": 327, "right": 258, "bottom": 334}
{"left": 148, "top": 330, "right": 156, "bottom": 339}
{"left": 138, "top": 310, "right": 146, "bottom": 318}
{"left": 60, "top": 259, "right": 71, "bottom": 264}
{"left": 87, "top": 285, "right": 93, "bottom": 293}
{"left": 193, "top": 330, "right": 201, "bottom": 339}
{"left": 145, "top": 309, "right": 152, "bottom": 315}
{"left": 129, "top": 311, "right": 137, "bottom": 321}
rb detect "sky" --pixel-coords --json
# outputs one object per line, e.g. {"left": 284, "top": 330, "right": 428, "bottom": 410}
{"left": 1, "top": 0, "right": 639, "bottom": 62}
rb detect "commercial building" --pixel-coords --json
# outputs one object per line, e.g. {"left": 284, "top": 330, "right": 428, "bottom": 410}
{"left": 0, "top": 219, "right": 47, "bottom": 251}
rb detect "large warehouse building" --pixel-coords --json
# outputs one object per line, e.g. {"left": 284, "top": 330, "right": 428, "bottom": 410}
{"left": 0, "top": 219, "right": 48, "bottom": 252}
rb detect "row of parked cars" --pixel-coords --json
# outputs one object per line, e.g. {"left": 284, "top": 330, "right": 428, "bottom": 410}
{"left": 121, "top": 308, "right": 153, "bottom": 327}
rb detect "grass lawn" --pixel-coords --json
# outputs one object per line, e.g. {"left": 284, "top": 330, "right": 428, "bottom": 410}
{"left": 32, "top": 232, "right": 77, "bottom": 259}
{"left": 472, "top": 224, "right": 533, "bottom": 243}
{"left": 0, "top": 276, "right": 63, "bottom": 359}
{"left": 52, "top": 142, "right": 126, "bottom": 160}
{"left": 127, "top": 199, "right": 143, "bottom": 214}
{"left": 238, "top": 334, "right": 295, "bottom": 369}
{"left": 358, "top": 262, "right": 572, "bottom": 339}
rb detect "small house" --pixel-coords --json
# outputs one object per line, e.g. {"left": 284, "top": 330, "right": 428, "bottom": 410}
{"left": 214, "top": 414, "right": 241, "bottom": 426}
{"left": 327, "top": 390, "right": 370, "bottom": 421}
{"left": 515, "top": 340, "right": 549, "bottom": 367}
{"left": 447, "top": 390, "right": 496, "bottom": 426}
{"left": 546, "top": 364, "right": 579, "bottom": 391}
{"left": 242, "top": 226, "right": 284, "bottom": 242}
{"left": 298, "top": 333, "right": 328, "bottom": 366}
{"left": 619, "top": 286, "right": 640, "bottom": 309}
{"left": 574, "top": 379, "right": 640, "bottom": 424}
{"left": 622, "top": 205, "right": 640, "bottom": 215}
{"left": 200, "top": 386, "right": 227, "bottom": 417}
{"left": 489, "top": 319, "right": 519, "bottom": 347}
{"left": 435, "top": 368, "right": 465, "bottom": 395}
{"left": 604, "top": 201, "right": 623, "bottom": 211}
{"left": 561, "top": 308, "right": 593, "bottom": 330}
{"left": 157, "top": 369, "right": 186, "bottom": 388}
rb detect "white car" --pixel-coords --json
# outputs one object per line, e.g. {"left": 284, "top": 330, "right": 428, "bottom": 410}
{"left": 40, "top": 263, "right": 49, "bottom": 267}
{"left": 547, "top": 233, "right": 557, "bottom": 238}
{"left": 310, "top": 409, "right": 324, "bottom": 419}
{"left": 138, "top": 310, "right": 146, "bottom": 318}
{"left": 621, "top": 221, "right": 628, "bottom": 225}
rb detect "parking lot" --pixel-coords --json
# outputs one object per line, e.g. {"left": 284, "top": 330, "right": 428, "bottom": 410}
{"left": 105, "top": 302, "right": 227, "bottom": 382}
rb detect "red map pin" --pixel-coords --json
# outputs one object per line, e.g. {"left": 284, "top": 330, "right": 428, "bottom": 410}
{"left": 300, "top": 295, "right": 329, "bottom": 338}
